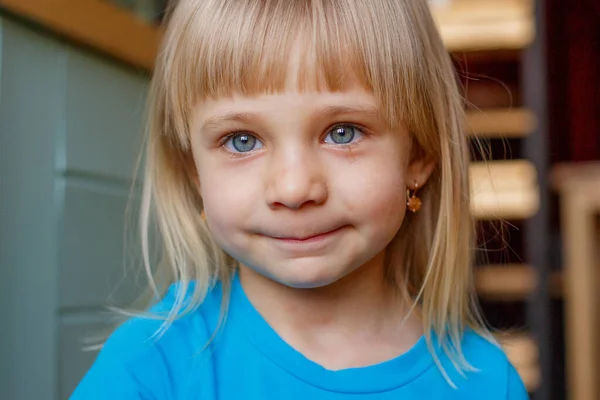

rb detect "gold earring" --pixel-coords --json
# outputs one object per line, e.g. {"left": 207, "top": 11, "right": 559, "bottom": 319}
{"left": 406, "top": 181, "right": 422, "bottom": 213}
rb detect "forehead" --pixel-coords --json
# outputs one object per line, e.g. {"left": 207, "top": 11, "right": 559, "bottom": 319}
{"left": 192, "top": 83, "right": 382, "bottom": 128}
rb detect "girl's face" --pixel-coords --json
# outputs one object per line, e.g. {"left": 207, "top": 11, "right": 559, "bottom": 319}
{"left": 190, "top": 80, "right": 432, "bottom": 288}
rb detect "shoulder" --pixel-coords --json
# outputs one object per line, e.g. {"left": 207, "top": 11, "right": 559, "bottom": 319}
{"left": 106, "top": 280, "right": 223, "bottom": 356}
{"left": 445, "top": 331, "right": 529, "bottom": 399}
{"left": 70, "top": 281, "right": 224, "bottom": 399}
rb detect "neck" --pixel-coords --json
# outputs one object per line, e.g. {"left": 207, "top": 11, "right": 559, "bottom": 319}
{"left": 238, "top": 251, "right": 423, "bottom": 370}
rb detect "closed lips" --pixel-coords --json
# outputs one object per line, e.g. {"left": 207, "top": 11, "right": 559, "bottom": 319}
{"left": 266, "top": 226, "right": 346, "bottom": 241}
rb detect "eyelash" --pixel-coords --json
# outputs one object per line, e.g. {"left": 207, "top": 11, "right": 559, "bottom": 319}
{"left": 323, "top": 123, "right": 365, "bottom": 149}
{"left": 219, "top": 123, "right": 367, "bottom": 157}
{"left": 219, "top": 132, "right": 262, "bottom": 159}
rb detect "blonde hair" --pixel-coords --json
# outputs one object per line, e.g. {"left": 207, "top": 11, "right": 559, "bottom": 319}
{"left": 138, "top": 0, "right": 490, "bottom": 383}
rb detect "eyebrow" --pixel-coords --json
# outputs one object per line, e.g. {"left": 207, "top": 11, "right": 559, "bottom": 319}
{"left": 200, "top": 112, "right": 259, "bottom": 134}
{"left": 199, "top": 104, "right": 381, "bottom": 133}
{"left": 314, "top": 104, "right": 381, "bottom": 120}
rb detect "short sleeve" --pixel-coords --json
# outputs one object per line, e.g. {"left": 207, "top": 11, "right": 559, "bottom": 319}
{"left": 506, "top": 363, "right": 530, "bottom": 400}
{"left": 69, "top": 282, "right": 216, "bottom": 399}
{"left": 70, "top": 356, "right": 154, "bottom": 399}
{"left": 69, "top": 317, "right": 173, "bottom": 400}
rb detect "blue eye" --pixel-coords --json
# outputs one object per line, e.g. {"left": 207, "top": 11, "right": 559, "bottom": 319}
{"left": 224, "top": 133, "right": 263, "bottom": 153}
{"left": 324, "top": 124, "right": 363, "bottom": 145}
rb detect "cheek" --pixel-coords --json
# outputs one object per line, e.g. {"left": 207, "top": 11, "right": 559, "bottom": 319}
{"left": 357, "top": 168, "right": 407, "bottom": 229}
{"left": 340, "top": 144, "right": 409, "bottom": 224}
{"left": 196, "top": 159, "right": 258, "bottom": 237}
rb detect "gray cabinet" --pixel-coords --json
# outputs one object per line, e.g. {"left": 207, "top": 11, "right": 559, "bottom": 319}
{"left": 0, "top": 18, "right": 149, "bottom": 399}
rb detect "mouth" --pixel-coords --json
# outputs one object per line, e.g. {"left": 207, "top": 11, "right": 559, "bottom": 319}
{"left": 266, "top": 226, "right": 346, "bottom": 243}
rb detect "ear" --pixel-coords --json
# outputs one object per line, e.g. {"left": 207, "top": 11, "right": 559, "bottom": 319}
{"left": 405, "top": 145, "right": 437, "bottom": 190}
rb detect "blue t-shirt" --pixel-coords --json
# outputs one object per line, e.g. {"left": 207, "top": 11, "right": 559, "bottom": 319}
{"left": 71, "top": 276, "right": 529, "bottom": 399}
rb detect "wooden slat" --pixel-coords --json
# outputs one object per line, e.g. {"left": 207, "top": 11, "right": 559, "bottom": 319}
{"left": 500, "top": 334, "right": 540, "bottom": 391}
{"left": 476, "top": 264, "right": 535, "bottom": 300}
{"left": 430, "top": 0, "right": 535, "bottom": 52}
{"left": 551, "top": 162, "right": 600, "bottom": 206}
{"left": 475, "top": 264, "right": 563, "bottom": 300}
{"left": 469, "top": 160, "right": 539, "bottom": 220}
{"left": 0, "top": 0, "right": 162, "bottom": 70}
{"left": 467, "top": 108, "right": 536, "bottom": 137}
{"left": 518, "top": 364, "right": 541, "bottom": 392}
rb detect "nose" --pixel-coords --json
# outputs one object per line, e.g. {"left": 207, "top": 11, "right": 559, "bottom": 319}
{"left": 265, "top": 149, "right": 328, "bottom": 210}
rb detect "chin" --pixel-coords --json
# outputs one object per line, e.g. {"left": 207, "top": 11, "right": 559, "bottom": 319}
{"left": 263, "top": 260, "right": 357, "bottom": 290}
{"left": 275, "top": 275, "right": 339, "bottom": 290}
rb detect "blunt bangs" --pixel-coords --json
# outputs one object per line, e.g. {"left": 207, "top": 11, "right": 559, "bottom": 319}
{"left": 158, "top": 0, "right": 443, "bottom": 147}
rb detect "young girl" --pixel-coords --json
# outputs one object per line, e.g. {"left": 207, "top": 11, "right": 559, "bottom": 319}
{"left": 72, "top": 0, "right": 529, "bottom": 398}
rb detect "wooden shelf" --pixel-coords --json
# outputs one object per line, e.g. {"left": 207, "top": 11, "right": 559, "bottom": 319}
{"left": 469, "top": 160, "right": 539, "bottom": 220}
{"left": 551, "top": 162, "right": 600, "bottom": 400}
{"left": 430, "top": 0, "right": 534, "bottom": 52}
{"left": 467, "top": 108, "right": 535, "bottom": 138}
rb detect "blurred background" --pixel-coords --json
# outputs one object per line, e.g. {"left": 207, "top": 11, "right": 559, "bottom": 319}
{"left": 0, "top": 0, "right": 598, "bottom": 399}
